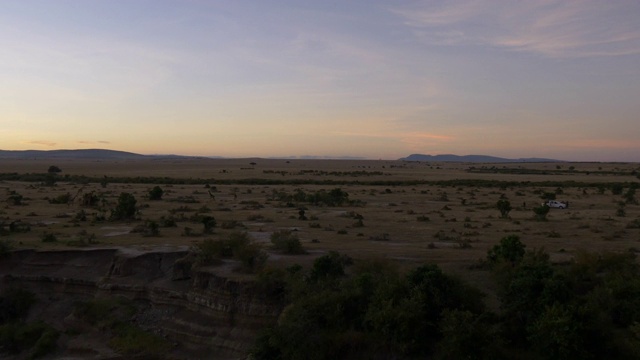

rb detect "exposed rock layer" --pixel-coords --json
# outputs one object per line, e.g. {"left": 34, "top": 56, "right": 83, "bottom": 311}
{"left": 0, "top": 248, "right": 282, "bottom": 359}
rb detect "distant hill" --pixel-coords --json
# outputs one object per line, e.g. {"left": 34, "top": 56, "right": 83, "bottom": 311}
{"left": 399, "top": 154, "right": 562, "bottom": 163}
{"left": 0, "top": 149, "right": 148, "bottom": 159}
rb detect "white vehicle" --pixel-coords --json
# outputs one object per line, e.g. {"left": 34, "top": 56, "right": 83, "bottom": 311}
{"left": 544, "top": 200, "right": 568, "bottom": 209}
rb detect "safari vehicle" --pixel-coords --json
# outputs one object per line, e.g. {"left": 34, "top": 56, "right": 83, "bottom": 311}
{"left": 544, "top": 200, "right": 569, "bottom": 209}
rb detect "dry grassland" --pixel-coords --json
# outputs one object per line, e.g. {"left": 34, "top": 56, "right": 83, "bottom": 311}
{"left": 2, "top": 158, "right": 639, "bottom": 282}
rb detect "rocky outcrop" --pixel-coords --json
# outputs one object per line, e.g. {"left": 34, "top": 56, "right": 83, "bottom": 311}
{"left": 0, "top": 248, "right": 283, "bottom": 359}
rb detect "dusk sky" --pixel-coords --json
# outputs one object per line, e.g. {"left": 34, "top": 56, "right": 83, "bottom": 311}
{"left": 2, "top": 1, "right": 639, "bottom": 161}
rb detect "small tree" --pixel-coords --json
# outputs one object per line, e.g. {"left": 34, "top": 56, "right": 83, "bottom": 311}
{"left": 487, "top": 235, "right": 526, "bottom": 266}
{"left": 148, "top": 186, "right": 164, "bottom": 200}
{"left": 308, "top": 251, "right": 352, "bottom": 283}
{"left": 7, "top": 191, "right": 23, "bottom": 206}
{"left": 496, "top": 199, "right": 512, "bottom": 218}
{"left": 110, "top": 192, "right": 137, "bottom": 220}
{"left": 201, "top": 215, "right": 216, "bottom": 234}
{"left": 624, "top": 186, "right": 638, "bottom": 205}
{"left": 533, "top": 204, "right": 550, "bottom": 221}
{"left": 47, "top": 165, "right": 62, "bottom": 173}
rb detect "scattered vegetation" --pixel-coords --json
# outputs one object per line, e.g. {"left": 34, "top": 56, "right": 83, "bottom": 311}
{"left": 270, "top": 230, "right": 305, "bottom": 254}
{"left": 251, "top": 237, "right": 640, "bottom": 359}
{"left": 193, "top": 232, "right": 267, "bottom": 272}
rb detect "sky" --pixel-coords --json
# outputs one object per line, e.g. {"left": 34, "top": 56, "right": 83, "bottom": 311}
{"left": 1, "top": 1, "right": 640, "bottom": 161}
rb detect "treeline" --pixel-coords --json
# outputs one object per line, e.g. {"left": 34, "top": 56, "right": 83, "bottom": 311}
{"left": 270, "top": 188, "right": 353, "bottom": 207}
{"left": 263, "top": 170, "right": 387, "bottom": 177}
{"left": 1, "top": 172, "right": 638, "bottom": 189}
{"left": 468, "top": 166, "right": 640, "bottom": 177}
{"left": 251, "top": 237, "right": 640, "bottom": 359}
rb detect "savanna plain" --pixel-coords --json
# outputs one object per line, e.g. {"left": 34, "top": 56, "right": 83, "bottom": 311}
{"left": 1, "top": 157, "right": 640, "bottom": 359}
{"left": 4, "top": 158, "right": 639, "bottom": 269}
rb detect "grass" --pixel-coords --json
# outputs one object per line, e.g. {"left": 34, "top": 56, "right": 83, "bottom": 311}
{"left": 0, "top": 157, "right": 638, "bottom": 277}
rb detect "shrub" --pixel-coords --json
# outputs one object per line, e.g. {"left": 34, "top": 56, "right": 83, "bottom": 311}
{"left": 487, "top": 235, "right": 526, "bottom": 266}
{"left": 496, "top": 199, "right": 512, "bottom": 218}
{"left": 74, "top": 297, "right": 135, "bottom": 328}
{"left": 143, "top": 220, "right": 160, "bottom": 237}
{"left": 7, "top": 191, "right": 23, "bottom": 206}
{"left": 201, "top": 215, "right": 217, "bottom": 234}
{"left": 43, "top": 172, "right": 57, "bottom": 186}
{"left": 194, "top": 232, "right": 268, "bottom": 272}
{"left": 221, "top": 220, "right": 242, "bottom": 229}
{"left": 532, "top": 204, "right": 550, "bottom": 221}
{"left": 235, "top": 242, "right": 268, "bottom": 273}
{"left": 148, "top": 186, "right": 164, "bottom": 200}
{"left": 66, "top": 230, "right": 98, "bottom": 247}
{"left": 308, "top": 251, "right": 352, "bottom": 283}
{"left": 47, "top": 165, "right": 61, "bottom": 173}
{"left": 48, "top": 193, "right": 71, "bottom": 204}
{"left": 109, "top": 323, "right": 171, "bottom": 356}
{"left": 0, "top": 321, "right": 59, "bottom": 358}
{"left": 80, "top": 192, "right": 100, "bottom": 207}
{"left": 271, "top": 230, "right": 305, "bottom": 254}
{"left": 624, "top": 187, "right": 638, "bottom": 204}
{"left": 40, "top": 232, "right": 57, "bottom": 243}
{"left": 110, "top": 192, "right": 137, "bottom": 220}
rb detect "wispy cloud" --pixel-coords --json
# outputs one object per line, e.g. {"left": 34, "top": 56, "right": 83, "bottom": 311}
{"left": 24, "top": 140, "right": 57, "bottom": 147}
{"left": 393, "top": 0, "right": 640, "bottom": 58}
{"left": 77, "top": 140, "right": 111, "bottom": 145}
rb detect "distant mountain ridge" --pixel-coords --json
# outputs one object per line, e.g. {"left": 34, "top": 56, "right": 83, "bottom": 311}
{"left": 1, "top": 149, "right": 151, "bottom": 159}
{"left": 0, "top": 149, "right": 561, "bottom": 162}
{"left": 400, "top": 154, "right": 562, "bottom": 163}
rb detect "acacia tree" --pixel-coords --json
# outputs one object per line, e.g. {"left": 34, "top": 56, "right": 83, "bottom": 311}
{"left": 496, "top": 199, "right": 512, "bottom": 218}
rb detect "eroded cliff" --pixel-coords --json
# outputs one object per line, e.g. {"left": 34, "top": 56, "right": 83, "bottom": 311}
{"left": 0, "top": 247, "right": 282, "bottom": 359}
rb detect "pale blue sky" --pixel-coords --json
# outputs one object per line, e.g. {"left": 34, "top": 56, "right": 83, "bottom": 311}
{"left": 2, "top": 1, "right": 639, "bottom": 161}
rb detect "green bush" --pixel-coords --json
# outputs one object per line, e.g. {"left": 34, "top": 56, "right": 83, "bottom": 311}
{"left": 40, "top": 232, "right": 57, "bottom": 243}
{"left": 0, "top": 321, "right": 59, "bottom": 358}
{"left": 194, "top": 232, "right": 268, "bottom": 272}
{"left": 270, "top": 230, "right": 305, "bottom": 254}
{"left": 7, "top": 191, "right": 23, "bottom": 205}
{"left": 532, "top": 204, "right": 550, "bottom": 221}
{"left": 496, "top": 199, "right": 512, "bottom": 218}
{"left": 74, "top": 297, "right": 135, "bottom": 328}
{"left": 48, "top": 192, "right": 71, "bottom": 204}
{"left": 109, "top": 322, "right": 171, "bottom": 356}
{"left": 148, "top": 186, "right": 164, "bottom": 200}
{"left": 487, "top": 235, "right": 526, "bottom": 266}
{"left": 110, "top": 192, "right": 137, "bottom": 220}
{"left": 252, "top": 254, "right": 484, "bottom": 359}
{"left": 235, "top": 242, "right": 268, "bottom": 273}
{"left": 201, "top": 215, "right": 216, "bottom": 234}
